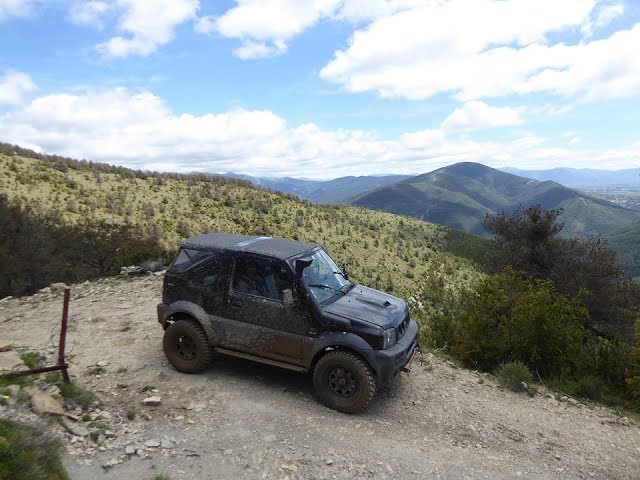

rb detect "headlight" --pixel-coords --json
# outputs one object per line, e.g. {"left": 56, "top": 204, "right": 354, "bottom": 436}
{"left": 382, "top": 327, "right": 397, "bottom": 349}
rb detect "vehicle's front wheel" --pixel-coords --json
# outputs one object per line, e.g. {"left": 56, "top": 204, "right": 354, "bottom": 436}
{"left": 163, "top": 320, "right": 212, "bottom": 374}
{"left": 313, "top": 351, "right": 376, "bottom": 413}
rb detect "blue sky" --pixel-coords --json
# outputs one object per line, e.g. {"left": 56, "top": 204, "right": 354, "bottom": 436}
{"left": 1, "top": 0, "right": 639, "bottom": 179}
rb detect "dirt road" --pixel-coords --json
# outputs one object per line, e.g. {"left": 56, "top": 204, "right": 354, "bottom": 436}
{"left": 1, "top": 275, "right": 639, "bottom": 479}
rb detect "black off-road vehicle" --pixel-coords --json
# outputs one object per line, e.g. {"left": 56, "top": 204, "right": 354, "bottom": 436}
{"left": 157, "top": 232, "right": 419, "bottom": 413}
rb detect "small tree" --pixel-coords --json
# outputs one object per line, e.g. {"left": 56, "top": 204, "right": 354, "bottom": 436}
{"left": 484, "top": 204, "right": 639, "bottom": 342}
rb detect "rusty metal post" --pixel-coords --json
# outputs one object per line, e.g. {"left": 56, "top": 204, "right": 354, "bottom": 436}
{"left": 58, "top": 287, "right": 71, "bottom": 383}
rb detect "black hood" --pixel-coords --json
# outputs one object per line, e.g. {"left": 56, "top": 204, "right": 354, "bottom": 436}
{"left": 322, "top": 285, "right": 407, "bottom": 329}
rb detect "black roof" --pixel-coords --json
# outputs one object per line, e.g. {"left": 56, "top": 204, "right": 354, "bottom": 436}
{"left": 182, "top": 232, "right": 318, "bottom": 260}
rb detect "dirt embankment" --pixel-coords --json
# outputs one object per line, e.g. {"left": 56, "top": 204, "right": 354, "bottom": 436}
{"left": 1, "top": 275, "right": 639, "bottom": 480}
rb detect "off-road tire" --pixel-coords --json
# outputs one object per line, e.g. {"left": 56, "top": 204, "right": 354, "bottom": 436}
{"left": 313, "top": 351, "right": 376, "bottom": 413}
{"left": 163, "top": 320, "right": 212, "bottom": 374}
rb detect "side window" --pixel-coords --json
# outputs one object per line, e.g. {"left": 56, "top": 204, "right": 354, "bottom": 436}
{"left": 170, "top": 248, "right": 213, "bottom": 272}
{"left": 191, "top": 260, "right": 223, "bottom": 288}
{"left": 232, "top": 258, "right": 292, "bottom": 301}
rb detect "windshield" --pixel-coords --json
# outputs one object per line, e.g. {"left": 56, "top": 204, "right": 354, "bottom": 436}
{"left": 299, "top": 249, "right": 352, "bottom": 303}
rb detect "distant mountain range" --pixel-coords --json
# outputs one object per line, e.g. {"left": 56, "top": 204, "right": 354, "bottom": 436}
{"left": 351, "top": 162, "right": 640, "bottom": 238}
{"left": 222, "top": 172, "right": 412, "bottom": 204}
{"left": 500, "top": 167, "right": 640, "bottom": 188}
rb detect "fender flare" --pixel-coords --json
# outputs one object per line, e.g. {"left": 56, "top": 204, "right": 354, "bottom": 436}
{"left": 307, "top": 331, "right": 377, "bottom": 373}
{"left": 162, "top": 301, "right": 216, "bottom": 345}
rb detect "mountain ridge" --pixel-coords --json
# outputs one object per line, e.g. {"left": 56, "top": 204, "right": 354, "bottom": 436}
{"left": 352, "top": 162, "right": 640, "bottom": 238}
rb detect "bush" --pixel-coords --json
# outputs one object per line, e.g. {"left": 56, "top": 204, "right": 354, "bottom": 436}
{"left": 562, "top": 375, "right": 607, "bottom": 402}
{"left": 494, "top": 361, "right": 534, "bottom": 394}
{"left": 59, "top": 382, "right": 96, "bottom": 410}
{"left": 450, "top": 269, "right": 589, "bottom": 378}
{"left": 0, "top": 419, "right": 69, "bottom": 480}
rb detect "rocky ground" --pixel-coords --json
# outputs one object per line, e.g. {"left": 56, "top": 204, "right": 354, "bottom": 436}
{"left": 1, "top": 274, "right": 639, "bottom": 480}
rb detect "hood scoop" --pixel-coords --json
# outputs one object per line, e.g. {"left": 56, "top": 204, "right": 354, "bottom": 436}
{"left": 354, "top": 293, "right": 392, "bottom": 309}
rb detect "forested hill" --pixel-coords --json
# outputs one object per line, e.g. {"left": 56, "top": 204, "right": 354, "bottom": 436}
{"left": 352, "top": 162, "right": 640, "bottom": 238}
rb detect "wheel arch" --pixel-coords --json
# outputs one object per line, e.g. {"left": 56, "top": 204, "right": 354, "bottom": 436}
{"left": 309, "top": 344, "right": 374, "bottom": 377}
{"left": 163, "top": 301, "right": 215, "bottom": 346}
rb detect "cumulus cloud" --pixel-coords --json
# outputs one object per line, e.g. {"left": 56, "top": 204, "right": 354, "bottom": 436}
{"left": 0, "top": 0, "right": 37, "bottom": 21}
{"left": 212, "top": 0, "right": 342, "bottom": 59}
{"left": 68, "top": 1, "right": 111, "bottom": 29}
{"left": 96, "top": 0, "right": 199, "bottom": 58}
{"left": 320, "top": 0, "right": 640, "bottom": 103}
{"left": 2, "top": 87, "right": 638, "bottom": 178}
{"left": 441, "top": 101, "right": 523, "bottom": 132}
{"left": 0, "top": 70, "right": 37, "bottom": 106}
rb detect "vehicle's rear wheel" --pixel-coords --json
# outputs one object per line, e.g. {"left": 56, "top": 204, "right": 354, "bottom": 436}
{"left": 313, "top": 351, "right": 376, "bottom": 413}
{"left": 163, "top": 320, "right": 212, "bottom": 373}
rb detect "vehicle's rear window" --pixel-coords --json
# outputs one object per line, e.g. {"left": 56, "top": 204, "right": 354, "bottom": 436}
{"left": 170, "top": 248, "right": 214, "bottom": 271}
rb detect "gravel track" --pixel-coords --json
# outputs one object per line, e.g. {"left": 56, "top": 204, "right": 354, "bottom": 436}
{"left": 1, "top": 275, "right": 639, "bottom": 480}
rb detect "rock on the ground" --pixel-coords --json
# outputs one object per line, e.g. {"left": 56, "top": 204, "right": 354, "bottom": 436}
{"left": 141, "top": 396, "right": 161, "bottom": 406}
{"left": 29, "top": 389, "right": 65, "bottom": 415}
{"left": 145, "top": 439, "right": 161, "bottom": 448}
{"left": 0, "top": 340, "right": 13, "bottom": 352}
{"left": 61, "top": 417, "right": 91, "bottom": 437}
{"left": 0, "top": 350, "right": 24, "bottom": 373}
{"left": 50, "top": 282, "right": 68, "bottom": 294}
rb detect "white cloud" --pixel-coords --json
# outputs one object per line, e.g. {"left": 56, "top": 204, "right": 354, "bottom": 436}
{"left": 212, "top": 0, "right": 342, "bottom": 59}
{"left": 598, "top": 140, "right": 640, "bottom": 169}
{"left": 332, "top": 0, "right": 423, "bottom": 23}
{"left": 320, "top": 0, "right": 640, "bottom": 103}
{"left": 2, "top": 86, "right": 639, "bottom": 178}
{"left": 194, "top": 14, "right": 215, "bottom": 35}
{"left": 68, "top": 1, "right": 111, "bottom": 29}
{"left": 0, "top": 0, "right": 36, "bottom": 20}
{"left": 441, "top": 101, "right": 523, "bottom": 132}
{"left": 210, "top": 0, "right": 429, "bottom": 59}
{"left": 0, "top": 70, "right": 36, "bottom": 106}
{"left": 233, "top": 39, "right": 287, "bottom": 60}
{"left": 96, "top": 0, "right": 199, "bottom": 58}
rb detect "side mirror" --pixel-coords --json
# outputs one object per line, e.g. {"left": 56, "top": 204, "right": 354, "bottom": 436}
{"left": 282, "top": 289, "right": 294, "bottom": 306}
{"left": 295, "top": 259, "right": 312, "bottom": 278}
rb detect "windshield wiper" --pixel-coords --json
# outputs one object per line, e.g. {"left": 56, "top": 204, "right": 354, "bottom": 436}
{"left": 333, "top": 270, "right": 349, "bottom": 280}
{"left": 307, "top": 283, "right": 338, "bottom": 291}
{"left": 306, "top": 284, "right": 347, "bottom": 296}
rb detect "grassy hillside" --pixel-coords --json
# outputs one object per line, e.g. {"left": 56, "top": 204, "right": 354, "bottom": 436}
{"left": 352, "top": 162, "right": 640, "bottom": 237}
{"left": 0, "top": 151, "right": 483, "bottom": 329}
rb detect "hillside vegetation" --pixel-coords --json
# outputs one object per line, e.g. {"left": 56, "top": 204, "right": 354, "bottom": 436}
{"left": 352, "top": 162, "right": 640, "bottom": 238}
{"left": 0, "top": 150, "right": 481, "bottom": 330}
{"left": 608, "top": 221, "right": 640, "bottom": 279}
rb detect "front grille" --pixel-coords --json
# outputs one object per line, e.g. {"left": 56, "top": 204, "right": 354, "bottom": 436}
{"left": 396, "top": 313, "right": 410, "bottom": 339}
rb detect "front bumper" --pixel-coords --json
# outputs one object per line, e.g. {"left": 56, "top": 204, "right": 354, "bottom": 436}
{"left": 363, "top": 319, "right": 419, "bottom": 385}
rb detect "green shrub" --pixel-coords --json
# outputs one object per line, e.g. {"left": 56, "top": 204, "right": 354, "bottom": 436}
{"left": 451, "top": 269, "right": 589, "bottom": 378}
{"left": 0, "top": 419, "right": 69, "bottom": 480}
{"left": 59, "top": 382, "right": 95, "bottom": 410}
{"left": 494, "top": 361, "right": 534, "bottom": 394}
{"left": 562, "top": 375, "right": 607, "bottom": 402}
{"left": 19, "top": 351, "right": 44, "bottom": 370}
